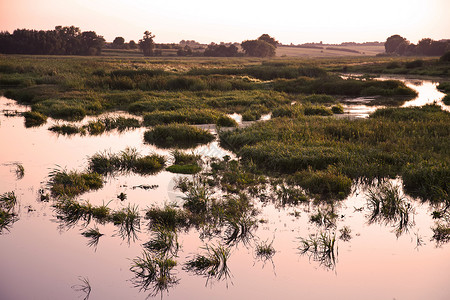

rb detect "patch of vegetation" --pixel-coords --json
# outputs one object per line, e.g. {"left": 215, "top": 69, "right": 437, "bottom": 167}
{"left": 0, "top": 191, "right": 18, "bottom": 233}
{"left": 143, "top": 109, "right": 221, "bottom": 126}
{"left": 48, "top": 168, "right": 103, "bottom": 198}
{"left": 130, "top": 251, "right": 178, "bottom": 297}
{"left": 23, "top": 111, "right": 47, "bottom": 127}
{"left": 219, "top": 105, "right": 449, "bottom": 202}
{"left": 274, "top": 75, "right": 417, "bottom": 98}
{"left": 49, "top": 124, "right": 83, "bottom": 135}
{"left": 184, "top": 244, "right": 231, "bottom": 282}
{"left": 216, "top": 115, "right": 238, "bottom": 127}
{"left": 144, "top": 123, "right": 214, "bottom": 148}
{"left": 88, "top": 148, "right": 165, "bottom": 176}
{"left": 166, "top": 150, "right": 202, "bottom": 174}
{"left": 366, "top": 182, "right": 414, "bottom": 237}
{"left": 298, "top": 230, "right": 337, "bottom": 270}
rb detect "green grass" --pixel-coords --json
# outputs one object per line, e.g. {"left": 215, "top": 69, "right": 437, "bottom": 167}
{"left": 144, "top": 123, "right": 215, "bottom": 148}
{"left": 219, "top": 105, "right": 449, "bottom": 202}
{"left": 184, "top": 244, "right": 231, "bottom": 281}
{"left": 88, "top": 148, "right": 165, "bottom": 176}
{"left": 23, "top": 111, "right": 47, "bottom": 127}
{"left": 48, "top": 167, "right": 103, "bottom": 198}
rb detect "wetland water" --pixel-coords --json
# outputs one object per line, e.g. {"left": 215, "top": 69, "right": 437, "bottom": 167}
{"left": 0, "top": 77, "right": 449, "bottom": 300}
{"left": 341, "top": 76, "right": 448, "bottom": 118}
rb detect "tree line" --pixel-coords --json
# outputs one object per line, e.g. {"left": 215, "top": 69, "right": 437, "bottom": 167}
{"left": 0, "top": 26, "right": 105, "bottom": 55}
{"left": 385, "top": 35, "right": 450, "bottom": 56}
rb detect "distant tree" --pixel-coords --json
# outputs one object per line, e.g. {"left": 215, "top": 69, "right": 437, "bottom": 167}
{"left": 112, "top": 36, "right": 125, "bottom": 48}
{"left": 203, "top": 43, "right": 238, "bottom": 57}
{"left": 177, "top": 45, "right": 193, "bottom": 56}
{"left": 440, "top": 51, "right": 450, "bottom": 62}
{"left": 0, "top": 25, "right": 104, "bottom": 55}
{"left": 128, "top": 40, "right": 137, "bottom": 49}
{"left": 241, "top": 39, "right": 275, "bottom": 57}
{"left": 258, "top": 34, "right": 278, "bottom": 48}
{"left": 385, "top": 34, "right": 409, "bottom": 54}
{"left": 139, "top": 31, "right": 155, "bottom": 56}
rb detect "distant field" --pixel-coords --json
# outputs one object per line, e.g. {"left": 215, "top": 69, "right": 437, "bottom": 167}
{"left": 276, "top": 45, "right": 385, "bottom": 57}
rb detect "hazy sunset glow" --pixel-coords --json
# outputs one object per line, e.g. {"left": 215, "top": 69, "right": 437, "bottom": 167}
{"left": 1, "top": 0, "right": 449, "bottom": 44}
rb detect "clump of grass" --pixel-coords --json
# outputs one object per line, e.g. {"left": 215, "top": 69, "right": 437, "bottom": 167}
{"left": 88, "top": 148, "right": 165, "bottom": 176}
{"left": 431, "top": 223, "right": 450, "bottom": 245}
{"left": 309, "top": 207, "right": 338, "bottom": 229}
{"left": 143, "top": 109, "right": 220, "bottom": 126}
{"left": 144, "top": 226, "right": 180, "bottom": 257}
{"left": 81, "top": 226, "right": 104, "bottom": 249}
{"left": 216, "top": 115, "right": 238, "bottom": 127}
{"left": 184, "top": 244, "right": 231, "bottom": 282}
{"left": 49, "top": 124, "right": 83, "bottom": 135}
{"left": 273, "top": 183, "right": 308, "bottom": 207}
{"left": 110, "top": 204, "right": 141, "bottom": 243}
{"left": 241, "top": 110, "right": 262, "bottom": 121}
{"left": 130, "top": 251, "right": 178, "bottom": 297}
{"left": 48, "top": 167, "right": 103, "bottom": 198}
{"left": 23, "top": 111, "right": 47, "bottom": 127}
{"left": 133, "top": 155, "right": 166, "bottom": 175}
{"left": 298, "top": 231, "right": 337, "bottom": 270}
{"left": 339, "top": 226, "right": 352, "bottom": 241}
{"left": 0, "top": 192, "right": 18, "bottom": 212}
{"left": 145, "top": 204, "right": 189, "bottom": 231}
{"left": 14, "top": 163, "right": 24, "bottom": 179}
{"left": 304, "top": 94, "right": 336, "bottom": 104}
{"left": 86, "top": 120, "right": 106, "bottom": 135}
{"left": 292, "top": 168, "right": 352, "bottom": 199}
{"left": 303, "top": 105, "right": 333, "bottom": 116}
{"left": 331, "top": 104, "right": 344, "bottom": 114}
{"left": 166, "top": 150, "right": 202, "bottom": 174}
{"left": 144, "top": 123, "right": 214, "bottom": 149}
{"left": 1, "top": 191, "right": 18, "bottom": 232}
{"left": 54, "top": 199, "right": 110, "bottom": 226}
{"left": 71, "top": 276, "right": 91, "bottom": 300}
{"left": 366, "top": 182, "right": 414, "bottom": 237}
{"left": 255, "top": 238, "right": 276, "bottom": 262}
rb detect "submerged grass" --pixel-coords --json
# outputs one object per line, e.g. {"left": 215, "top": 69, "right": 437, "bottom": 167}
{"left": 184, "top": 244, "right": 231, "bottom": 283}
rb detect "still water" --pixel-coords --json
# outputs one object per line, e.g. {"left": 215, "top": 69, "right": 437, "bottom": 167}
{"left": 0, "top": 78, "right": 449, "bottom": 300}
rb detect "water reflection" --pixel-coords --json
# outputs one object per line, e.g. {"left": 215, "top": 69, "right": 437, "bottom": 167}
{"left": 130, "top": 251, "right": 179, "bottom": 298}
{"left": 184, "top": 244, "right": 232, "bottom": 286}
{"left": 298, "top": 230, "right": 338, "bottom": 271}
{"left": 365, "top": 182, "right": 415, "bottom": 237}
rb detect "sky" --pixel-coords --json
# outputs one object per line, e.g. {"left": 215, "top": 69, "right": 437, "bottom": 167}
{"left": 0, "top": 0, "right": 449, "bottom": 44}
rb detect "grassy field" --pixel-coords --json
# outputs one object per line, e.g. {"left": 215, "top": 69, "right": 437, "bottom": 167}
{"left": 0, "top": 54, "right": 448, "bottom": 203}
{"left": 276, "top": 45, "right": 385, "bottom": 57}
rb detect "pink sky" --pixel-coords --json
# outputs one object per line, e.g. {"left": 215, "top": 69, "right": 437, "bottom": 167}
{"left": 1, "top": 0, "right": 449, "bottom": 44}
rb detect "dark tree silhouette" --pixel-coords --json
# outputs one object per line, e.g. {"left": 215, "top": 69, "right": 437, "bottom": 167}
{"left": 139, "top": 31, "right": 155, "bottom": 56}
{"left": 385, "top": 35, "right": 409, "bottom": 54}
{"left": 0, "top": 26, "right": 105, "bottom": 55}
{"left": 241, "top": 39, "right": 275, "bottom": 57}
{"left": 258, "top": 34, "right": 278, "bottom": 48}
{"left": 203, "top": 43, "right": 238, "bottom": 57}
{"left": 113, "top": 37, "right": 125, "bottom": 47}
